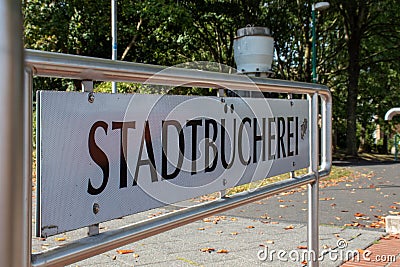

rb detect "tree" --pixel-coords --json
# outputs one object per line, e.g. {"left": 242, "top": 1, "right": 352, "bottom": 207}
{"left": 330, "top": 0, "right": 400, "bottom": 155}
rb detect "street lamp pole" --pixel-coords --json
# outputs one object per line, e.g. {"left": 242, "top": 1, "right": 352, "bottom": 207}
{"left": 311, "top": 2, "right": 330, "bottom": 83}
{"left": 111, "top": 0, "right": 117, "bottom": 93}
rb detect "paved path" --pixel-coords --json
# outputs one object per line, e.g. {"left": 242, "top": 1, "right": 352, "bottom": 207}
{"left": 32, "top": 160, "right": 400, "bottom": 266}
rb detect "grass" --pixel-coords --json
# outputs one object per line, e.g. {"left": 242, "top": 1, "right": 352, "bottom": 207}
{"left": 225, "top": 166, "right": 353, "bottom": 197}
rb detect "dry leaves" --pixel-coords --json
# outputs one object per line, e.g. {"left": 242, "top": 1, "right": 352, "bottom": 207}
{"left": 354, "top": 212, "right": 366, "bottom": 217}
{"left": 388, "top": 211, "right": 400, "bottom": 215}
{"left": 320, "top": 197, "right": 335, "bottom": 201}
{"left": 116, "top": 249, "right": 134, "bottom": 255}
{"left": 200, "top": 247, "right": 215, "bottom": 253}
{"left": 217, "top": 249, "right": 229, "bottom": 254}
{"left": 55, "top": 237, "right": 66, "bottom": 242}
{"left": 284, "top": 225, "right": 294, "bottom": 230}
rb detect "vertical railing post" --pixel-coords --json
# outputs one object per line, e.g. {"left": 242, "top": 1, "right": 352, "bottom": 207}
{"left": 24, "top": 68, "right": 33, "bottom": 267}
{"left": 0, "top": 1, "right": 26, "bottom": 266}
{"left": 308, "top": 93, "right": 320, "bottom": 267}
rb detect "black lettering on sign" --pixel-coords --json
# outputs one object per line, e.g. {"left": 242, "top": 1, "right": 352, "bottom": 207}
{"left": 112, "top": 121, "right": 136, "bottom": 188}
{"left": 287, "top": 117, "right": 294, "bottom": 157}
{"left": 268, "top": 118, "right": 275, "bottom": 160}
{"left": 205, "top": 119, "right": 218, "bottom": 173}
{"left": 186, "top": 119, "right": 202, "bottom": 175}
{"left": 87, "top": 121, "right": 110, "bottom": 195}
{"left": 162, "top": 120, "right": 184, "bottom": 180}
{"left": 253, "top": 118, "right": 266, "bottom": 163}
{"left": 277, "top": 117, "right": 286, "bottom": 159}
{"left": 221, "top": 118, "right": 236, "bottom": 169}
{"left": 134, "top": 120, "right": 157, "bottom": 185}
{"left": 238, "top": 117, "right": 251, "bottom": 165}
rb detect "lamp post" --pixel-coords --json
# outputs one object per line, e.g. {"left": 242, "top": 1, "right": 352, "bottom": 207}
{"left": 312, "top": 2, "right": 330, "bottom": 83}
{"left": 111, "top": 0, "right": 117, "bottom": 93}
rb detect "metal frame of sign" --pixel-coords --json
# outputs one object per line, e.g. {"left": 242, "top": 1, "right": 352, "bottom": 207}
{"left": 21, "top": 49, "right": 331, "bottom": 267}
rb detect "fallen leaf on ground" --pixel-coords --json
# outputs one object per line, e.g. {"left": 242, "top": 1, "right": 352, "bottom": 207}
{"left": 354, "top": 212, "right": 365, "bottom": 217}
{"left": 198, "top": 227, "right": 205, "bottom": 231}
{"left": 200, "top": 248, "right": 215, "bottom": 253}
{"left": 320, "top": 197, "right": 335, "bottom": 201}
{"left": 284, "top": 225, "right": 294, "bottom": 230}
{"left": 246, "top": 225, "right": 255, "bottom": 229}
{"left": 279, "top": 205, "right": 288, "bottom": 208}
{"left": 265, "top": 240, "right": 274, "bottom": 244}
{"left": 297, "top": 245, "right": 307, "bottom": 249}
{"left": 55, "top": 237, "right": 66, "bottom": 242}
{"left": 231, "top": 232, "right": 239, "bottom": 235}
{"left": 133, "top": 253, "right": 140, "bottom": 258}
{"left": 356, "top": 200, "right": 364, "bottom": 203}
{"left": 217, "top": 249, "right": 229, "bottom": 254}
{"left": 389, "top": 211, "right": 400, "bottom": 215}
{"left": 116, "top": 249, "right": 134, "bottom": 254}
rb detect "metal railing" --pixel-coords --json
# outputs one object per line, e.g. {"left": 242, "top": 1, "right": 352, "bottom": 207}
{"left": 0, "top": 1, "right": 332, "bottom": 260}
{"left": 23, "top": 49, "right": 332, "bottom": 267}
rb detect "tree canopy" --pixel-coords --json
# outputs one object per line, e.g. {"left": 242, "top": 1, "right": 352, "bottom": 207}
{"left": 23, "top": 0, "right": 400, "bottom": 155}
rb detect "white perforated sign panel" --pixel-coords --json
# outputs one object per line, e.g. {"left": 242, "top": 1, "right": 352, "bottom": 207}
{"left": 37, "top": 91, "right": 309, "bottom": 237}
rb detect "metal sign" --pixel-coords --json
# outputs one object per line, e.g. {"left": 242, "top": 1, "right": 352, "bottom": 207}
{"left": 37, "top": 91, "right": 309, "bottom": 237}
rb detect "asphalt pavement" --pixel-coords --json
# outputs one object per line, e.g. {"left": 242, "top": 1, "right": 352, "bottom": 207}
{"left": 32, "top": 159, "right": 400, "bottom": 266}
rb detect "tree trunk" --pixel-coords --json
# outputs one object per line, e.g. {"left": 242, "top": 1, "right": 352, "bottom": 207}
{"left": 345, "top": 37, "right": 361, "bottom": 156}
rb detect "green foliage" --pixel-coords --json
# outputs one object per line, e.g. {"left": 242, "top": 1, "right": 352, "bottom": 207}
{"left": 23, "top": 0, "right": 400, "bottom": 155}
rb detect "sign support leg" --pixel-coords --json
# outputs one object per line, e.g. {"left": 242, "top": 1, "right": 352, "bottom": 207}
{"left": 308, "top": 93, "right": 319, "bottom": 267}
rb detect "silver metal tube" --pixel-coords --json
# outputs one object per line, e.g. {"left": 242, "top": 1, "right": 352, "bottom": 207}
{"left": 31, "top": 174, "right": 316, "bottom": 267}
{"left": 24, "top": 68, "right": 33, "bottom": 267}
{"left": 111, "top": 0, "right": 117, "bottom": 93}
{"left": 0, "top": 1, "right": 25, "bottom": 266}
{"left": 25, "top": 50, "right": 329, "bottom": 95}
{"left": 320, "top": 93, "right": 332, "bottom": 172}
{"left": 308, "top": 93, "right": 320, "bottom": 267}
